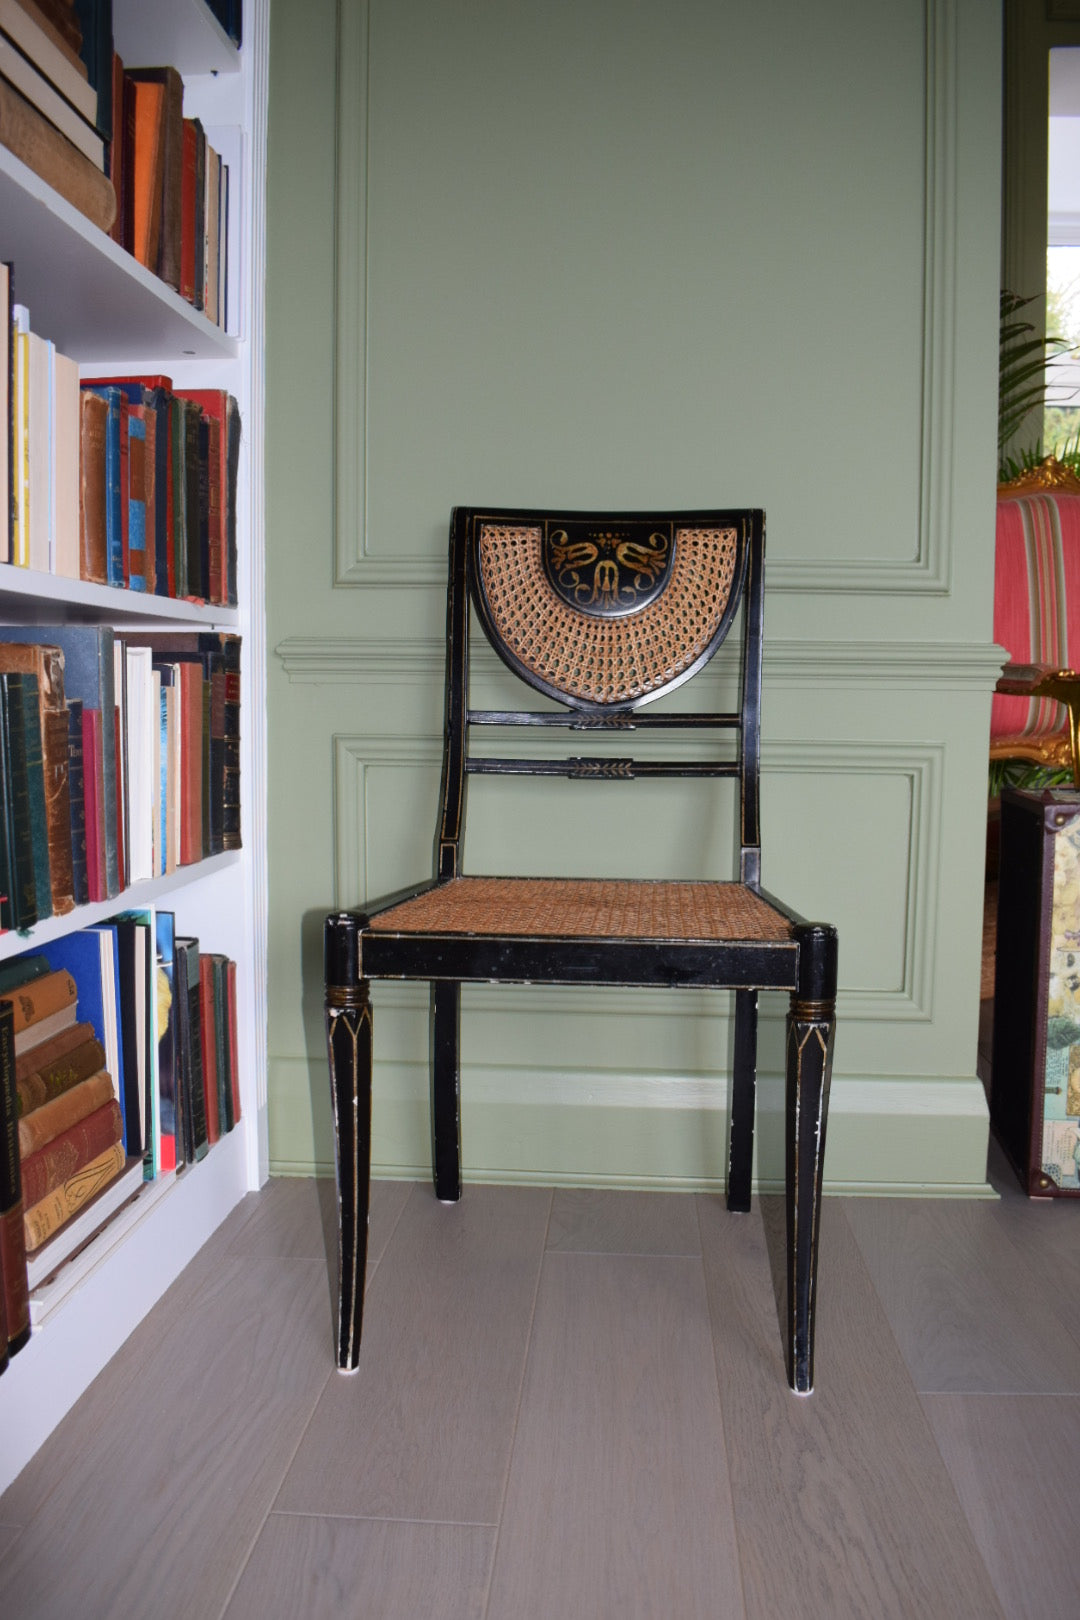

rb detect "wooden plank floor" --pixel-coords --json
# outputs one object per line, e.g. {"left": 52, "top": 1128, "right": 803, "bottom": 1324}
{"left": 1, "top": 1162, "right": 1079, "bottom": 1619}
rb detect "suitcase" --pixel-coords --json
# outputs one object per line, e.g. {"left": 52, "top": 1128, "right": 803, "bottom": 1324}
{"left": 991, "top": 787, "right": 1080, "bottom": 1195}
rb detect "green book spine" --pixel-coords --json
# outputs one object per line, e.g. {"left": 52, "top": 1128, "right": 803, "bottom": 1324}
{"left": 212, "top": 954, "right": 230, "bottom": 1132}
{"left": 16, "top": 674, "right": 52, "bottom": 921}
{"left": 0, "top": 673, "right": 38, "bottom": 929}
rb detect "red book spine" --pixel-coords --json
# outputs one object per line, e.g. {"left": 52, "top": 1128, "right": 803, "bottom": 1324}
{"left": 199, "top": 959, "right": 219, "bottom": 1143}
{"left": 82, "top": 707, "right": 105, "bottom": 904}
{"left": 180, "top": 119, "right": 196, "bottom": 305}
{"left": 20, "top": 1100, "right": 124, "bottom": 1207}
{"left": 225, "top": 958, "right": 240, "bottom": 1126}
{"left": 178, "top": 661, "right": 203, "bottom": 865}
{"left": 114, "top": 704, "right": 126, "bottom": 891}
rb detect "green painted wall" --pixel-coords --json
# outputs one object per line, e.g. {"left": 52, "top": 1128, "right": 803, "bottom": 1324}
{"left": 265, "top": 0, "right": 1004, "bottom": 1191}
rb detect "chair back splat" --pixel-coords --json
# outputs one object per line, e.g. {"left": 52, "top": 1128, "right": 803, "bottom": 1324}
{"left": 324, "top": 506, "right": 838, "bottom": 1393}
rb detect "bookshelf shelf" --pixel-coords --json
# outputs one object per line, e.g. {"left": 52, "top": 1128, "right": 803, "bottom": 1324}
{"left": 0, "top": 563, "right": 240, "bottom": 625}
{"left": 0, "top": 851, "right": 241, "bottom": 961}
{"left": 0, "top": 0, "right": 267, "bottom": 1495}
{"left": 0, "top": 148, "right": 238, "bottom": 363}
{"left": 113, "top": 0, "right": 239, "bottom": 79}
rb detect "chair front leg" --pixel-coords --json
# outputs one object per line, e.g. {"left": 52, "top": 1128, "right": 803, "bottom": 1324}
{"left": 785, "top": 923, "right": 838, "bottom": 1395}
{"left": 325, "top": 913, "right": 373, "bottom": 1371}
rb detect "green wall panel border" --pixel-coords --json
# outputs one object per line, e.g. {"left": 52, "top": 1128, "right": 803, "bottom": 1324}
{"left": 331, "top": 0, "right": 961, "bottom": 595}
{"left": 330, "top": 729, "right": 943, "bottom": 1023}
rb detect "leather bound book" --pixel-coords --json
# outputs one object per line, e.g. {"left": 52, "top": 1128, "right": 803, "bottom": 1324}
{"left": 18, "top": 1068, "right": 114, "bottom": 1156}
{"left": 12, "top": 0, "right": 85, "bottom": 63}
{"left": 0, "top": 77, "right": 115, "bottom": 232}
{"left": 14, "top": 673, "right": 52, "bottom": 921}
{"left": 208, "top": 954, "right": 231, "bottom": 1131}
{"left": 130, "top": 76, "right": 165, "bottom": 272}
{"left": 107, "top": 48, "right": 123, "bottom": 245}
{"left": 19, "top": 1096, "right": 122, "bottom": 1206}
{"left": 198, "top": 953, "right": 219, "bottom": 1144}
{"left": 177, "top": 658, "right": 203, "bottom": 865}
{"left": 174, "top": 391, "right": 240, "bottom": 606}
{"left": 0, "top": 965, "right": 77, "bottom": 1038}
{"left": 80, "top": 383, "right": 123, "bottom": 586}
{"left": 82, "top": 703, "right": 103, "bottom": 902}
{"left": 192, "top": 117, "right": 205, "bottom": 312}
{"left": 180, "top": 116, "right": 196, "bottom": 304}
{"left": 78, "top": 387, "right": 108, "bottom": 584}
{"left": 0, "top": 1000, "right": 29, "bottom": 1356}
{"left": 126, "top": 401, "right": 146, "bottom": 590}
{"left": 0, "top": 626, "right": 118, "bottom": 900}
{"left": 225, "top": 957, "right": 240, "bottom": 1126}
{"left": 42, "top": 706, "right": 73, "bottom": 913}
{"left": 128, "top": 67, "right": 182, "bottom": 290}
{"left": 0, "top": 644, "right": 72, "bottom": 915}
{"left": 23, "top": 1138, "right": 127, "bottom": 1254}
{"left": 0, "top": 671, "right": 38, "bottom": 928}
{"left": 67, "top": 696, "right": 87, "bottom": 905}
{"left": 16, "top": 1027, "right": 105, "bottom": 1115}
{"left": 175, "top": 936, "right": 208, "bottom": 1157}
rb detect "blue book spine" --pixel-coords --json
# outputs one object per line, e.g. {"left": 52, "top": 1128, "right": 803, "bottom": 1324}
{"left": 86, "top": 386, "right": 124, "bottom": 587}
{"left": 127, "top": 411, "right": 147, "bottom": 592}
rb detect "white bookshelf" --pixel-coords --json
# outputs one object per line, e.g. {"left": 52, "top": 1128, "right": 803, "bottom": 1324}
{"left": 0, "top": 0, "right": 267, "bottom": 1493}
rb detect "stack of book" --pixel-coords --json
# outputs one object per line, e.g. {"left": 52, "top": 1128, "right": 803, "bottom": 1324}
{"left": 1, "top": 280, "right": 241, "bottom": 602}
{"left": 0, "top": 917, "right": 242, "bottom": 1352}
{"left": 0, "top": 626, "right": 241, "bottom": 931}
{"left": 107, "top": 61, "right": 231, "bottom": 329}
{"left": 0, "top": 0, "right": 116, "bottom": 232}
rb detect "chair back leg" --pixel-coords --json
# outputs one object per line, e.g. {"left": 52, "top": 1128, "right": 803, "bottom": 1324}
{"left": 325, "top": 912, "right": 373, "bottom": 1371}
{"left": 727, "top": 988, "right": 758, "bottom": 1213}
{"left": 431, "top": 980, "right": 463, "bottom": 1202}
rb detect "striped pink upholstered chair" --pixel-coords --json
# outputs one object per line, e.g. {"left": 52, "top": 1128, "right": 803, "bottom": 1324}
{"left": 993, "top": 472, "right": 1080, "bottom": 781}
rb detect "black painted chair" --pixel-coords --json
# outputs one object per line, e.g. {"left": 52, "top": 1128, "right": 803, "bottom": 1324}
{"left": 324, "top": 506, "right": 838, "bottom": 1392}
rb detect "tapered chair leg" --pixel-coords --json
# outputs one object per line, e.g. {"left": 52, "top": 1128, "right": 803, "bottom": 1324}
{"left": 325, "top": 913, "right": 373, "bottom": 1371}
{"left": 785, "top": 923, "right": 838, "bottom": 1394}
{"left": 431, "top": 980, "right": 462, "bottom": 1202}
{"left": 727, "top": 988, "right": 758, "bottom": 1212}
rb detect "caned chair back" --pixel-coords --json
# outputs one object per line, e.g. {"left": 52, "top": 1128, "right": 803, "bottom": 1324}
{"left": 436, "top": 507, "right": 766, "bottom": 884}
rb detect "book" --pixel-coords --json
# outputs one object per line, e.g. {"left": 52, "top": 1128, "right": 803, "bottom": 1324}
{"left": 155, "top": 910, "right": 179, "bottom": 1170}
{"left": 225, "top": 956, "right": 240, "bottom": 1128}
{"left": 128, "top": 66, "right": 182, "bottom": 291}
{"left": 24, "top": 1141, "right": 140, "bottom": 1271}
{"left": 16, "top": 1022, "right": 104, "bottom": 1114}
{"left": 0, "top": 261, "right": 10, "bottom": 566}
{"left": 0, "top": 30, "right": 103, "bottom": 167}
{"left": 198, "top": 952, "right": 220, "bottom": 1141}
{"left": 174, "top": 390, "right": 240, "bottom": 606}
{"left": 0, "top": 642, "right": 71, "bottom": 915}
{"left": 40, "top": 927, "right": 129, "bottom": 1151}
{"left": 11, "top": 302, "right": 27, "bottom": 565}
{"left": 12, "top": 671, "right": 51, "bottom": 918}
{"left": 10, "top": 0, "right": 86, "bottom": 73}
{"left": 0, "top": 625, "right": 118, "bottom": 898}
{"left": 125, "top": 400, "right": 147, "bottom": 591}
{"left": 25, "top": 325, "right": 48, "bottom": 571}
{"left": 20, "top": 1095, "right": 122, "bottom": 1205}
{"left": 0, "top": 952, "right": 50, "bottom": 993}
{"left": 128, "top": 73, "right": 164, "bottom": 271}
{"left": 0, "top": 0, "right": 96, "bottom": 124}
{"left": 174, "top": 935, "right": 207, "bottom": 1158}
{"left": 0, "top": 75, "right": 116, "bottom": 231}
{"left": 78, "top": 386, "right": 108, "bottom": 583}
{"left": 80, "top": 383, "right": 123, "bottom": 586}
{"left": 72, "top": 0, "right": 111, "bottom": 142}
{"left": 67, "top": 696, "right": 87, "bottom": 905}
{"left": 113, "top": 912, "right": 155, "bottom": 1176}
{"left": 52, "top": 346, "right": 80, "bottom": 579}
{"left": 0, "top": 964, "right": 76, "bottom": 1036}
{"left": 122, "top": 643, "right": 154, "bottom": 883}
{"left": 81, "top": 702, "right": 103, "bottom": 900}
{"left": 14, "top": 1001, "right": 76, "bottom": 1055}
{"left": 18, "top": 1067, "right": 113, "bottom": 1155}
{"left": 0, "top": 669, "right": 39, "bottom": 927}
{"left": 0, "top": 999, "right": 29, "bottom": 1356}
